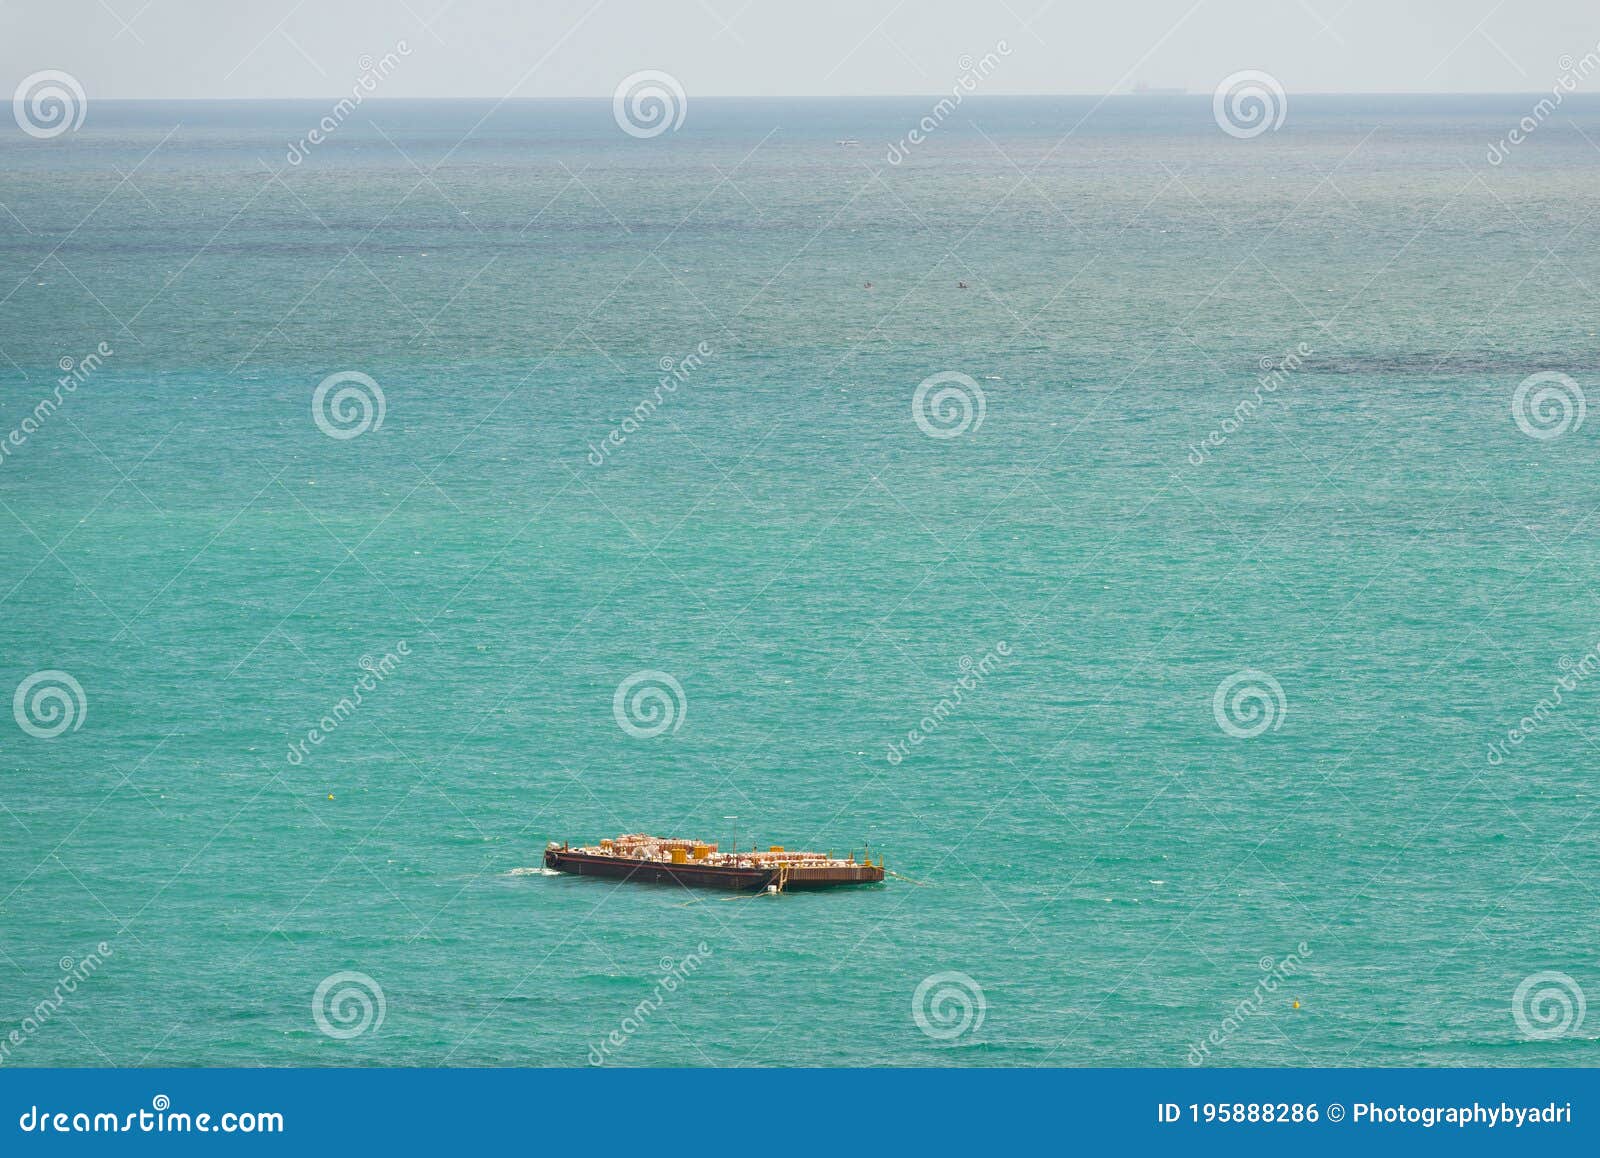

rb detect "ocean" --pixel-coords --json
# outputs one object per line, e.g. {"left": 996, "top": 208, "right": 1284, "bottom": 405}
{"left": 3, "top": 94, "right": 1599, "bottom": 1066}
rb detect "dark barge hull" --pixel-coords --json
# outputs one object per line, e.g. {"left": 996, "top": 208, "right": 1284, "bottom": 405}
{"left": 544, "top": 848, "right": 884, "bottom": 891}
{"left": 545, "top": 848, "right": 772, "bottom": 890}
{"left": 781, "top": 865, "right": 887, "bottom": 889}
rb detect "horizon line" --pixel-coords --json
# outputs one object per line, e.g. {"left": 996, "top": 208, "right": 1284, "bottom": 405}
{"left": 67, "top": 90, "right": 1597, "bottom": 102}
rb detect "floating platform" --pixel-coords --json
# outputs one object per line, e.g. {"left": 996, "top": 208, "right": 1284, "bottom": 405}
{"left": 544, "top": 834, "right": 885, "bottom": 892}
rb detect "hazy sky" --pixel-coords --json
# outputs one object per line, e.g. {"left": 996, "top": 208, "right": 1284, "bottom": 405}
{"left": 3, "top": 0, "right": 1598, "bottom": 99}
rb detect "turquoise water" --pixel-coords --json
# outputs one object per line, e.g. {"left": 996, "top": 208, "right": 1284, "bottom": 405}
{"left": 3, "top": 96, "right": 1600, "bottom": 1066}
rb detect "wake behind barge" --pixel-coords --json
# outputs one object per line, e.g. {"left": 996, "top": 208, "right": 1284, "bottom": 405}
{"left": 545, "top": 834, "right": 885, "bottom": 892}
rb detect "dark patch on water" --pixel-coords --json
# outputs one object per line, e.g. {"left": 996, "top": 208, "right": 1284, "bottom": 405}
{"left": 1298, "top": 351, "right": 1600, "bottom": 377}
